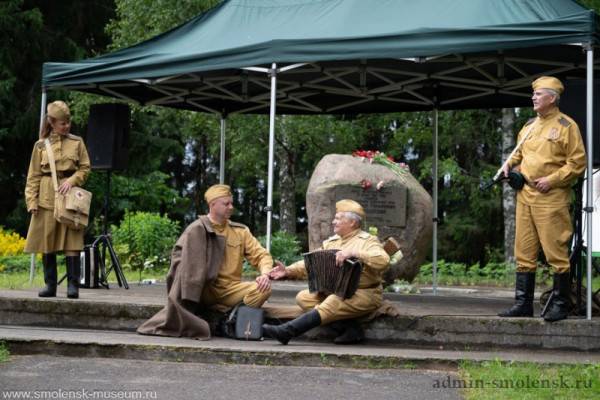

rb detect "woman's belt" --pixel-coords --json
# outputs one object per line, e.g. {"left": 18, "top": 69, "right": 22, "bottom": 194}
{"left": 42, "top": 171, "right": 74, "bottom": 179}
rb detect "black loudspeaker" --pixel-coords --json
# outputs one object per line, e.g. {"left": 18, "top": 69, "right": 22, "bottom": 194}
{"left": 560, "top": 79, "right": 600, "bottom": 167}
{"left": 86, "top": 103, "right": 130, "bottom": 170}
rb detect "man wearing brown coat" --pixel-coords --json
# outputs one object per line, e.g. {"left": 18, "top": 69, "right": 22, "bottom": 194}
{"left": 137, "top": 184, "right": 273, "bottom": 339}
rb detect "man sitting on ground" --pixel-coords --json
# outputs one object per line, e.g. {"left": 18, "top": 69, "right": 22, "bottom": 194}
{"left": 263, "top": 199, "right": 390, "bottom": 345}
{"left": 137, "top": 184, "right": 273, "bottom": 339}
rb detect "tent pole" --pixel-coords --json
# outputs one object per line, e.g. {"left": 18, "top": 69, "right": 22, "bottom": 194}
{"left": 30, "top": 88, "right": 48, "bottom": 284}
{"left": 266, "top": 63, "right": 277, "bottom": 251}
{"left": 39, "top": 89, "right": 47, "bottom": 134}
{"left": 432, "top": 108, "right": 439, "bottom": 296}
{"left": 585, "top": 46, "right": 594, "bottom": 321}
{"left": 219, "top": 115, "right": 226, "bottom": 184}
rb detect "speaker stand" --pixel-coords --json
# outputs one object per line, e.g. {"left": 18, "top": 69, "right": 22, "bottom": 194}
{"left": 94, "top": 170, "right": 128, "bottom": 289}
{"left": 93, "top": 233, "right": 128, "bottom": 289}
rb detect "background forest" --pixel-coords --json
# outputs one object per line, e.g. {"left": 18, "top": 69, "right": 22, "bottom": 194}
{"left": 2, "top": 0, "right": 600, "bottom": 281}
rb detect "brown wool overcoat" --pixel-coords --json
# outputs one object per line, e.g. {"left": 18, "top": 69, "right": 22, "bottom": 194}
{"left": 137, "top": 215, "right": 225, "bottom": 339}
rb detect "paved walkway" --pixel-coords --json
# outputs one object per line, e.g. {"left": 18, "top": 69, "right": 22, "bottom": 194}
{"left": 2, "top": 325, "right": 599, "bottom": 366}
{"left": 0, "top": 355, "right": 463, "bottom": 400}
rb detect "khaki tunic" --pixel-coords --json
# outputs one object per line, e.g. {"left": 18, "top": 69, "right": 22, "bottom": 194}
{"left": 201, "top": 220, "right": 273, "bottom": 307}
{"left": 285, "top": 229, "right": 390, "bottom": 324}
{"left": 24, "top": 133, "right": 91, "bottom": 253}
{"left": 508, "top": 107, "right": 586, "bottom": 272}
{"left": 509, "top": 107, "right": 586, "bottom": 207}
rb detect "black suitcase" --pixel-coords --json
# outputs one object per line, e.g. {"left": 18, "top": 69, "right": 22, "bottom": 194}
{"left": 81, "top": 245, "right": 101, "bottom": 288}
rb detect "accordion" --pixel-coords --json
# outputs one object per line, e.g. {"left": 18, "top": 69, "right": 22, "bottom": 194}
{"left": 303, "top": 249, "right": 363, "bottom": 299}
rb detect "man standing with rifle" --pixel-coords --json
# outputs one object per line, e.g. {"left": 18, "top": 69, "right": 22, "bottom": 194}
{"left": 499, "top": 76, "right": 586, "bottom": 322}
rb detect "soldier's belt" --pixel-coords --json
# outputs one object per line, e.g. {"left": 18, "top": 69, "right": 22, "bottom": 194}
{"left": 42, "top": 171, "right": 74, "bottom": 178}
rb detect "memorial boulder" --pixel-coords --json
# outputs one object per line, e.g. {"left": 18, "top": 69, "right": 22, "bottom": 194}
{"left": 306, "top": 154, "right": 432, "bottom": 283}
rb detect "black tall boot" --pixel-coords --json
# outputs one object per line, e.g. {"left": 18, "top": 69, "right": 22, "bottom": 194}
{"left": 543, "top": 272, "right": 572, "bottom": 322}
{"left": 498, "top": 272, "right": 535, "bottom": 317}
{"left": 38, "top": 253, "right": 57, "bottom": 298}
{"left": 331, "top": 319, "right": 365, "bottom": 345}
{"left": 65, "top": 256, "right": 81, "bottom": 299}
{"left": 262, "top": 310, "right": 321, "bottom": 345}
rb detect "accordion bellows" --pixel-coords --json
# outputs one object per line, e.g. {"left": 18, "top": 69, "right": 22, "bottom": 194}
{"left": 303, "top": 249, "right": 363, "bottom": 299}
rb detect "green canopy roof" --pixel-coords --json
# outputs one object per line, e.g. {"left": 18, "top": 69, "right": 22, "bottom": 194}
{"left": 42, "top": 0, "right": 600, "bottom": 113}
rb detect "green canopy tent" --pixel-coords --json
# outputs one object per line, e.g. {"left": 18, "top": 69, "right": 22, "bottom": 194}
{"left": 42, "top": 0, "right": 600, "bottom": 319}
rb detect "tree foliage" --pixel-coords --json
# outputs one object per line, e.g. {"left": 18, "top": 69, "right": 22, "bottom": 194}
{"left": 0, "top": 0, "right": 115, "bottom": 234}
{"left": 69, "top": 0, "right": 223, "bottom": 231}
{"left": 5, "top": 0, "right": 597, "bottom": 268}
{"left": 105, "top": 0, "right": 220, "bottom": 50}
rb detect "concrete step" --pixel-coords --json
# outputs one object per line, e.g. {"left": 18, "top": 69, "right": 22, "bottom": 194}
{"left": 1, "top": 286, "right": 599, "bottom": 351}
{"left": 1, "top": 325, "right": 599, "bottom": 369}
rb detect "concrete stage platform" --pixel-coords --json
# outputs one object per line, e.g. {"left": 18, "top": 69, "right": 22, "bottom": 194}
{"left": 0, "top": 280, "right": 598, "bottom": 360}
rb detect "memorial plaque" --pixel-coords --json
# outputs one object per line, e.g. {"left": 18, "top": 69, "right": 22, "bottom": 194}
{"left": 307, "top": 154, "right": 432, "bottom": 281}
{"left": 334, "top": 185, "right": 407, "bottom": 227}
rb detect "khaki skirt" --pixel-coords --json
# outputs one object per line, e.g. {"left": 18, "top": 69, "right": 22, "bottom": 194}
{"left": 24, "top": 207, "right": 84, "bottom": 254}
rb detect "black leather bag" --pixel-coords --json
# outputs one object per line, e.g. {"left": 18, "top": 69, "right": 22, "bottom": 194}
{"left": 225, "top": 304, "right": 264, "bottom": 340}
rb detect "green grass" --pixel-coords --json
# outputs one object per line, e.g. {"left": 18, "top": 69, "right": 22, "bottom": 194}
{"left": 0, "top": 341, "right": 9, "bottom": 363}
{"left": 458, "top": 359, "right": 600, "bottom": 400}
{"left": 0, "top": 266, "right": 167, "bottom": 290}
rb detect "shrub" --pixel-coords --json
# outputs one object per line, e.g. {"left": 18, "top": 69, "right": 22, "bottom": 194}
{"left": 111, "top": 211, "right": 180, "bottom": 280}
{"left": 243, "top": 231, "right": 303, "bottom": 275}
{"left": 479, "top": 261, "right": 513, "bottom": 281}
{"left": 414, "top": 259, "right": 515, "bottom": 286}
{"left": 258, "top": 231, "right": 303, "bottom": 266}
{"left": 0, "top": 228, "right": 26, "bottom": 256}
{"left": 0, "top": 255, "right": 32, "bottom": 273}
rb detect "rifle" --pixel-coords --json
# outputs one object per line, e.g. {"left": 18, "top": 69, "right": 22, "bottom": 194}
{"left": 481, "top": 118, "right": 537, "bottom": 191}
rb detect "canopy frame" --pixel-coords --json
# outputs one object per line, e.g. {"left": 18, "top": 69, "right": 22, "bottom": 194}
{"left": 40, "top": 0, "right": 599, "bottom": 319}
{"left": 47, "top": 48, "right": 599, "bottom": 115}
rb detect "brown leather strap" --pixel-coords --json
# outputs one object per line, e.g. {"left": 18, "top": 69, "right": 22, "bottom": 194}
{"left": 41, "top": 171, "right": 74, "bottom": 178}
{"left": 44, "top": 139, "right": 59, "bottom": 192}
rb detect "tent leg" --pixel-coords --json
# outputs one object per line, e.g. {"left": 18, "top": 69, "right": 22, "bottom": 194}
{"left": 585, "top": 46, "right": 594, "bottom": 321}
{"left": 39, "top": 89, "right": 47, "bottom": 136}
{"left": 30, "top": 88, "right": 47, "bottom": 284}
{"left": 29, "top": 254, "right": 36, "bottom": 285}
{"left": 219, "top": 115, "right": 227, "bottom": 184}
{"left": 432, "top": 109, "right": 439, "bottom": 296}
{"left": 266, "top": 63, "right": 277, "bottom": 251}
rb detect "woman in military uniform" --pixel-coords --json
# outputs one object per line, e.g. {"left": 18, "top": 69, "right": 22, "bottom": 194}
{"left": 24, "top": 101, "right": 91, "bottom": 299}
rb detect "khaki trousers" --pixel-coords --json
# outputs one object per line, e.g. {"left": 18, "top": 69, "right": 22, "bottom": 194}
{"left": 201, "top": 281, "right": 271, "bottom": 308}
{"left": 514, "top": 202, "right": 572, "bottom": 273}
{"left": 295, "top": 287, "right": 382, "bottom": 324}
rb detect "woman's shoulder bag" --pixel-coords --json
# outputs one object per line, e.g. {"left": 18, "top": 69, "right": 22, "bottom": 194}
{"left": 44, "top": 139, "right": 92, "bottom": 230}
